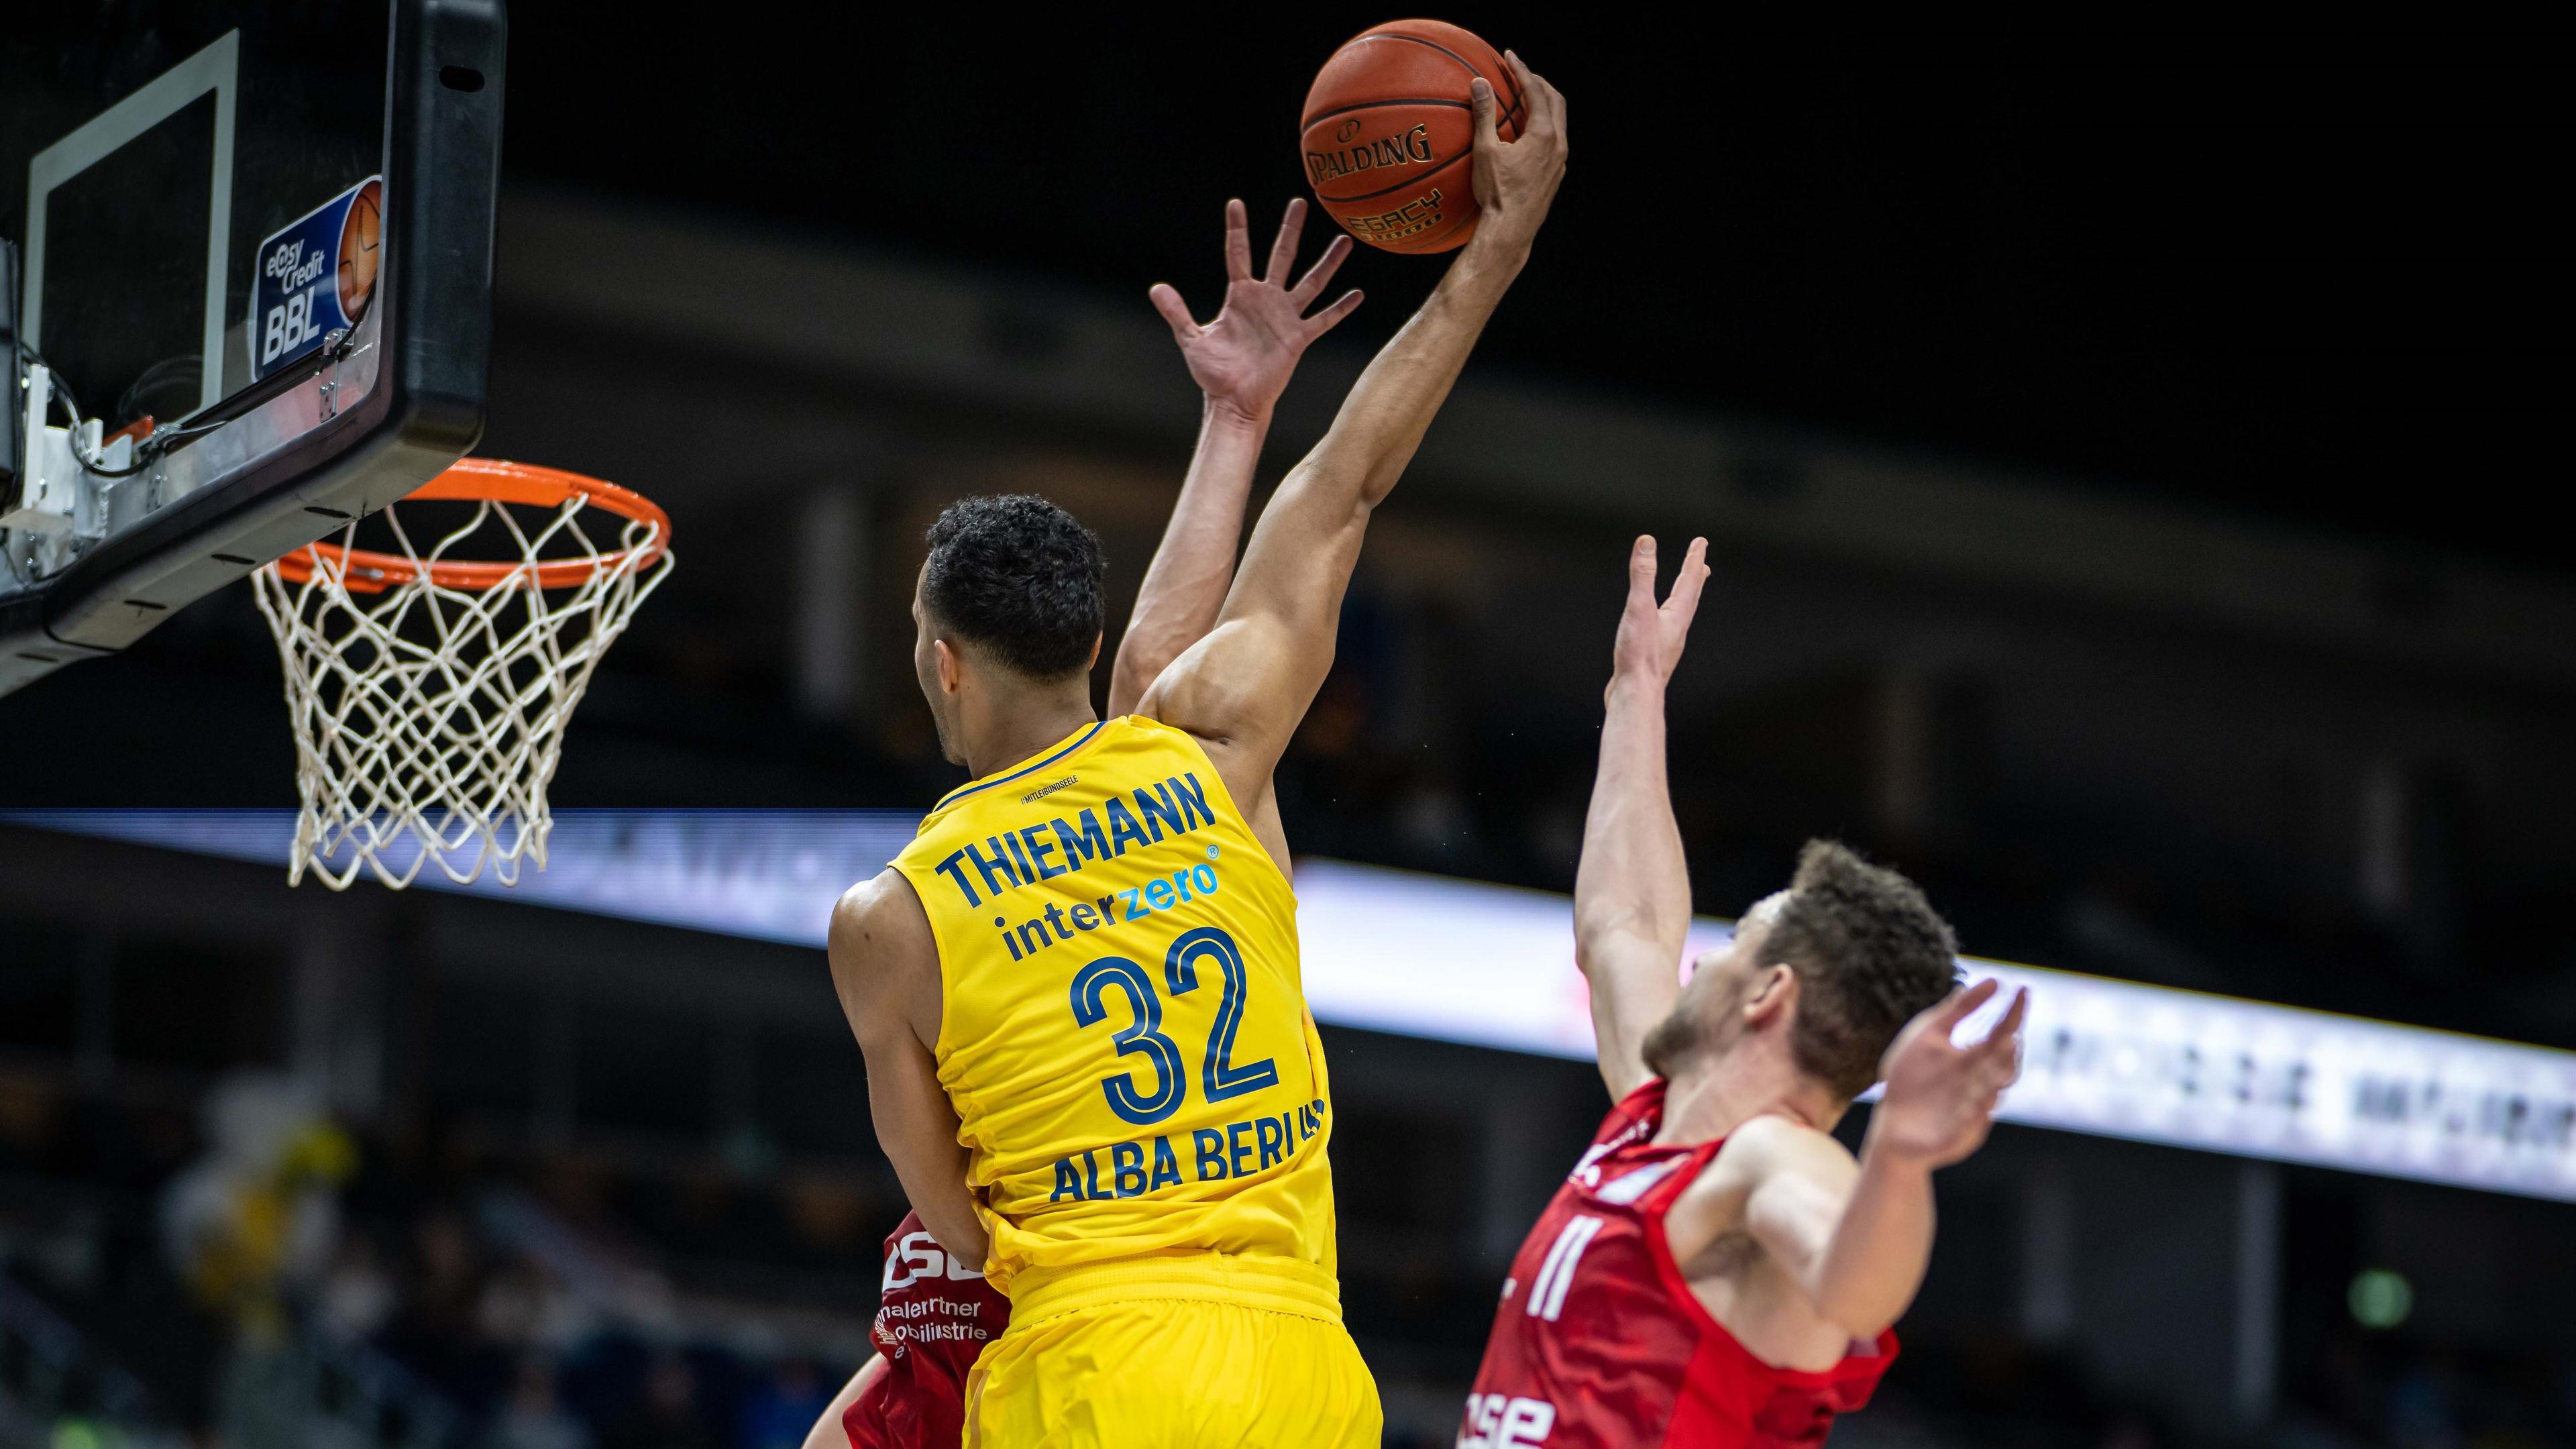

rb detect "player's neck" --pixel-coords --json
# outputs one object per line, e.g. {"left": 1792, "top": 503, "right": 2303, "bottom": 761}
{"left": 957, "top": 684, "right": 1100, "bottom": 781}
{"left": 1656, "top": 1048, "right": 1845, "bottom": 1146}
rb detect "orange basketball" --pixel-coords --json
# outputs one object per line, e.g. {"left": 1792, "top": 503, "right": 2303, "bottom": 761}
{"left": 1300, "top": 19, "right": 1523, "bottom": 254}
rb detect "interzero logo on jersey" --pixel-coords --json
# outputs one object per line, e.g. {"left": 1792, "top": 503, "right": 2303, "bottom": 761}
{"left": 1305, "top": 122, "right": 1436, "bottom": 186}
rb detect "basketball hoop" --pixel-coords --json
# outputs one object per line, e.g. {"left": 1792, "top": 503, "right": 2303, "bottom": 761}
{"left": 250, "top": 458, "right": 675, "bottom": 890}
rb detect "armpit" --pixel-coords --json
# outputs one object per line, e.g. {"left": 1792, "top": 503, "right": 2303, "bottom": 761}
{"left": 1677, "top": 1228, "right": 1761, "bottom": 1281}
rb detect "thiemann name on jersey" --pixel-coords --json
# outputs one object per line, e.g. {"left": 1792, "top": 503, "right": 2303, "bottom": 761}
{"left": 930, "top": 771, "right": 1217, "bottom": 909}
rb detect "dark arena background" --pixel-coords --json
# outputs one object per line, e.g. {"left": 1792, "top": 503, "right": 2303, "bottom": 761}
{"left": 3, "top": 10, "right": 2571, "bottom": 1448}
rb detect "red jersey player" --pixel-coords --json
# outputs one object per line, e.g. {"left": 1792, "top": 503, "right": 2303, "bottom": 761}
{"left": 1460, "top": 536, "right": 2028, "bottom": 1449}
{"left": 800, "top": 1209, "right": 1011, "bottom": 1449}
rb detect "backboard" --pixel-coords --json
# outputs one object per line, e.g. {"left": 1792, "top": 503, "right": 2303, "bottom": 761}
{"left": 0, "top": 1, "right": 506, "bottom": 696}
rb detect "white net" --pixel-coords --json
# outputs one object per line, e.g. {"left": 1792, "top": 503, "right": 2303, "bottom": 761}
{"left": 250, "top": 461, "right": 674, "bottom": 890}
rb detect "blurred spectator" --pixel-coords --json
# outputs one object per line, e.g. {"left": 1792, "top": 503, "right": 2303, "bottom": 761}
{"left": 480, "top": 1250, "right": 594, "bottom": 1352}
{"left": 380, "top": 1206, "right": 493, "bottom": 1401}
{"left": 160, "top": 1072, "right": 355, "bottom": 1335}
{"left": 316, "top": 1231, "right": 396, "bottom": 1344}
{"left": 738, "top": 1356, "right": 832, "bottom": 1449}
{"left": 603, "top": 1349, "right": 718, "bottom": 1449}
{"left": 487, "top": 1354, "right": 591, "bottom": 1449}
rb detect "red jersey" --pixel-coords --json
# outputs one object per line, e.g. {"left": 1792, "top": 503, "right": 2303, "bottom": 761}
{"left": 843, "top": 1211, "right": 1011, "bottom": 1449}
{"left": 1460, "top": 1082, "right": 1896, "bottom": 1448}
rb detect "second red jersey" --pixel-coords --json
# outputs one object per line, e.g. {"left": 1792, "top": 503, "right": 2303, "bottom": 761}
{"left": 1460, "top": 1082, "right": 1896, "bottom": 1448}
{"left": 843, "top": 1211, "right": 1012, "bottom": 1449}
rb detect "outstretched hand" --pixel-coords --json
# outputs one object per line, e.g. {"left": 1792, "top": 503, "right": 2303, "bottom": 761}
{"left": 1869, "top": 979, "right": 2028, "bottom": 1169}
{"left": 1149, "top": 198, "right": 1362, "bottom": 426}
{"left": 1468, "top": 52, "right": 1569, "bottom": 254}
{"left": 1611, "top": 535, "right": 1709, "bottom": 687}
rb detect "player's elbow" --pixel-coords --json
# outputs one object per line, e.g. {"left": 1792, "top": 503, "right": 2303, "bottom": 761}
{"left": 888, "top": 1161, "right": 990, "bottom": 1269}
{"left": 1570, "top": 915, "right": 1623, "bottom": 967}
{"left": 1810, "top": 1280, "right": 1907, "bottom": 1342}
{"left": 1109, "top": 631, "right": 1180, "bottom": 714}
{"left": 1105, "top": 654, "right": 1152, "bottom": 717}
{"left": 1572, "top": 918, "right": 1671, "bottom": 979}
{"left": 1570, "top": 902, "right": 1629, "bottom": 959}
{"left": 926, "top": 1209, "right": 990, "bottom": 1274}
{"left": 1283, "top": 447, "right": 1401, "bottom": 522}
{"left": 1796, "top": 1230, "right": 1919, "bottom": 1340}
{"left": 1356, "top": 455, "right": 1413, "bottom": 511}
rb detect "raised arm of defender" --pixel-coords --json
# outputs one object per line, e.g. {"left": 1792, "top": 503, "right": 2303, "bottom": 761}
{"left": 1575, "top": 534, "right": 2025, "bottom": 1344}
{"left": 1574, "top": 535, "right": 1710, "bottom": 1100}
{"left": 1139, "top": 57, "right": 1568, "bottom": 805}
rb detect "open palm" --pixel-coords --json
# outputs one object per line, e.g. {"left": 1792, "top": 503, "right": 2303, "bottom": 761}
{"left": 1150, "top": 199, "right": 1362, "bottom": 425}
{"left": 1872, "top": 979, "right": 2028, "bottom": 1168}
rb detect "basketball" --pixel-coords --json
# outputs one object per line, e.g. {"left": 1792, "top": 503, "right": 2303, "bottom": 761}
{"left": 1300, "top": 19, "right": 1523, "bottom": 254}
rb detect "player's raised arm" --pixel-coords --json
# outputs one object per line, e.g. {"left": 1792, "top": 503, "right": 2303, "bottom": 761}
{"left": 1110, "top": 199, "right": 1360, "bottom": 716}
{"left": 1727, "top": 981, "right": 2027, "bottom": 1337}
{"left": 1138, "top": 56, "right": 1568, "bottom": 798}
{"left": 827, "top": 871, "right": 988, "bottom": 1269}
{"left": 1575, "top": 535, "right": 1710, "bottom": 1100}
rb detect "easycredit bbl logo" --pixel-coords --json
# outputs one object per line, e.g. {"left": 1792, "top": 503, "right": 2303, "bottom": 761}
{"left": 250, "top": 176, "right": 383, "bottom": 381}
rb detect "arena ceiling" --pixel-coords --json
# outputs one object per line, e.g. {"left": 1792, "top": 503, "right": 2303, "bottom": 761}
{"left": 503, "top": 15, "right": 2566, "bottom": 574}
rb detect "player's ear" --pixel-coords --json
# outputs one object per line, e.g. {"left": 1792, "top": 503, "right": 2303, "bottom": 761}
{"left": 1743, "top": 963, "right": 1798, "bottom": 1026}
{"left": 933, "top": 637, "right": 965, "bottom": 695}
{"left": 1086, "top": 632, "right": 1103, "bottom": 669}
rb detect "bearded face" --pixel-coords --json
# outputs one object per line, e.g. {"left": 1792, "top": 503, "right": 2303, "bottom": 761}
{"left": 1639, "top": 894, "right": 1786, "bottom": 1080}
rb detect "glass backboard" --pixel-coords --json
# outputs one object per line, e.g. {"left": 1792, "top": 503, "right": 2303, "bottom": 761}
{"left": 0, "top": 1, "right": 505, "bottom": 696}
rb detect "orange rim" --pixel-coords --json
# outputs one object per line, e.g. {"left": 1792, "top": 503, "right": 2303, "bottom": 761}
{"left": 271, "top": 458, "right": 672, "bottom": 593}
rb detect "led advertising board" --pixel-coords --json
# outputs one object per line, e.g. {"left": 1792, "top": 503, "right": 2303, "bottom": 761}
{"left": 11, "top": 809, "right": 2571, "bottom": 1201}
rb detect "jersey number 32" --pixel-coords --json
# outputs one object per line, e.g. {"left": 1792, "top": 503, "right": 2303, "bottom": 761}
{"left": 1070, "top": 925, "right": 1279, "bottom": 1126}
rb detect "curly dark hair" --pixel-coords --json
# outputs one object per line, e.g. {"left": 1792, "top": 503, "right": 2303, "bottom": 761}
{"left": 1768, "top": 840, "right": 1963, "bottom": 1098}
{"left": 922, "top": 495, "right": 1106, "bottom": 680}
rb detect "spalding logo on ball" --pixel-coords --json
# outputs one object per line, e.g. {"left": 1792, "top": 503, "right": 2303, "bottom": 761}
{"left": 1300, "top": 19, "right": 1524, "bottom": 254}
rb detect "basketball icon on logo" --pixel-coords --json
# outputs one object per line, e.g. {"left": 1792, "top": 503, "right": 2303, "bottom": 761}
{"left": 338, "top": 178, "right": 384, "bottom": 322}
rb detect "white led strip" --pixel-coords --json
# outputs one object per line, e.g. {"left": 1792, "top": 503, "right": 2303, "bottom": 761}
{"left": 13, "top": 811, "right": 2573, "bottom": 1201}
{"left": 1949, "top": 959, "right": 2576, "bottom": 1202}
{"left": 1288, "top": 859, "right": 2576, "bottom": 1203}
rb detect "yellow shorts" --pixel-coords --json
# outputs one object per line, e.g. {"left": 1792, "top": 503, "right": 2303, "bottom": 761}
{"left": 964, "top": 1254, "right": 1380, "bottom": 1448}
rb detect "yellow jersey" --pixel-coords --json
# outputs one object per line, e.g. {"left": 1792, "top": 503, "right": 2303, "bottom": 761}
{"left": 890, "top": 715, "right": 1338, "bottom": 1296}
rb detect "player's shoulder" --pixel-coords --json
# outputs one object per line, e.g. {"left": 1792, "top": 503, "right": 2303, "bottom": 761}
{"left": 829, "top": 868, "right": 934, "bottom": 965}
{"left": 825, "top": 871, "right": 941, "bottom": 1049}
{"left": 1721, "top": 1113, "right": 1859, "bottom": 1195}
{"left": 1727, "top": 1111, "right": 1844, "bottom": 1157}
{"left": 1110, "top": 706, "right": 1226, "bottom": 766}
{"left": 1695, "top": 1113, "right": 1854, "bottom": 1201}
